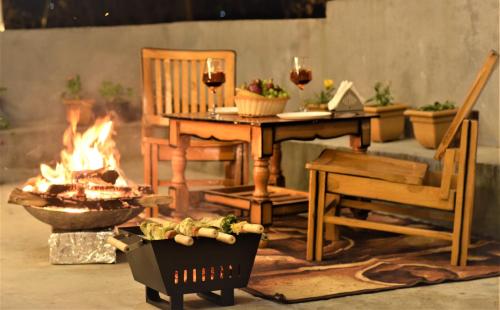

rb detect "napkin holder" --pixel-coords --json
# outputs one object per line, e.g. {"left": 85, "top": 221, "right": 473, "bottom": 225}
{"left": 328, "top": 81, "right": 365, "bottom": 112}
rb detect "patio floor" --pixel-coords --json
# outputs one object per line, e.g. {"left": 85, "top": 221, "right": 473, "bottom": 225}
{"left": 1, "top": 161, "right": 498, "bottom": 310}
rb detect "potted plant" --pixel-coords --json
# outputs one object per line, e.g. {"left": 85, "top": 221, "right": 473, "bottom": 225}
{"left": 304, "top": 79, "right": 335, "bottom": 111}
{"left": 99, "top": 81, "right": 134, "bottom": 122}
{"left": 404, "top": 100, "right": 458, "bottom": 149}
{"left": 61, "top": 75, "right": 95, "bottom": 125}
{"left": 363, "top": 82, "right": 407, "bottom": 142}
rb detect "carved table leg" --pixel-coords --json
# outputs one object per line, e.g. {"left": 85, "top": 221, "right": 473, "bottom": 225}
{"left": 252, "top": 157, "right": 270, "bottom": 198}
{"left": 350, "top": 119, "right": 371, "bottom": 152}
{"left": 269, "top": 143, "right": 286, "bottom": 187}
{"left": 250, "top": 157, "right": 272, "bottom": 226}
{"left": 170, "top": 135, "right": 190, "bottom": 214}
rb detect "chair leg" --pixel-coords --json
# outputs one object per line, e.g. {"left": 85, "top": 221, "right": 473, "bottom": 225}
{"left": 232, "top": 144, "right": 244, "bottom": 186}
{"left": 143, "top": 142, "right": 156, "bottom": 218}
{"left": 151, "top": 144, "right": 159, "bottom": 194}
{"left": 314, "top": 171, "right": 327, "bottom": 262}
{"left": 224, "top": 161, "right": 235, "bottom": 186}
{"left": 242, "top": 143, "right": 250, "bottom": 185}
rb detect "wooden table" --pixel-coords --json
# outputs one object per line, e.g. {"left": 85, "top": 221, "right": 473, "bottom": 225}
{"left": 166, "top": 112, "right": 376, "bottom": 224}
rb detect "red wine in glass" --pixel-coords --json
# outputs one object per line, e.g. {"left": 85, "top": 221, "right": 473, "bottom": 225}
{"left": 203, "top": 58, "right": 225, "bottom": 93}
{"left": 290, "top": 68, "right": 312, "bottom": 90}
{"left": 203, "top": 71, "right": 226, "bottom": 88}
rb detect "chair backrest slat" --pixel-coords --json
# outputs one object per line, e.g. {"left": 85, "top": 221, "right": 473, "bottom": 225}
{"left": 434, "top": 50, "right": 498, "bottom": 160}
{"left": 181, "top": 60, "right": 190, "bottom": 113}
{"left": 164, "top": 59, "right": 172, "bottom": 114}
{"left": 154, "top": 59, "right": 163, "bottom": 115}
{"left": 141, "top": 48, "right": 236, "bottom": 124}
{"left": 190, "top": 60, "right": 199, "bottom": 113}
{"left": 172, "top": 60, "right": 181, "bottom": 113}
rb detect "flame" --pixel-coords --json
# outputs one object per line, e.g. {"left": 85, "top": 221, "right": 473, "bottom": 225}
{"left": 23, "top": 111, "right": 132, "bottom": 197}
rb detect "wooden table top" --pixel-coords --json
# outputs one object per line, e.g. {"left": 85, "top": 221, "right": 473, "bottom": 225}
{"left": 164, "top": 111, "right": 377, "bottom": 127}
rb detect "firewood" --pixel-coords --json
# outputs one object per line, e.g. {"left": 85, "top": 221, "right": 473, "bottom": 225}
{"left": 8, "top": 188, "right": 48, "bottom": 207}
{"left": 72, "top": 169, "right": 119, "bottom": 185}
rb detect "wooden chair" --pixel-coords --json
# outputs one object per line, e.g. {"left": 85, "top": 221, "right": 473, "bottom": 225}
{"left": 306, "top": 50, "right": 498, "bottom": 266}
{"left": 141, "top": 49, "right": 249, "bottom": 213}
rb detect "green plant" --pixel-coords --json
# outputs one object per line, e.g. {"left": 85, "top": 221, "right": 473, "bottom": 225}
{"left": 99, "top": 81, "right": 133, "bottom": 103}
{"left": 62, "top": 75, "right": 82, "bottom": 99}
{"left": 366, "top": 82, "right": 393, "bottom": 107}
{"left": 306, "top": 79, "right": 335, "bottom": 104}
{"left": 418, "top": 100, "right": 456, "bottom": 112}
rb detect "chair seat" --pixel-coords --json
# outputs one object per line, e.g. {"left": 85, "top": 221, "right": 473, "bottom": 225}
{"left": 306, "top": 149, "right": 428, "bottom": 185}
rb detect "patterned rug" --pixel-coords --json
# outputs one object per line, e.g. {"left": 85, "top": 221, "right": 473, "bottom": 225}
{"left": 244, "top": 213, "right": 500, "bottom": 303}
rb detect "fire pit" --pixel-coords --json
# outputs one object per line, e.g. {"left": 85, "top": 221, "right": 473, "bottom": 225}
{"left": 7, "top": 112, "right": 169, "bottom": 263}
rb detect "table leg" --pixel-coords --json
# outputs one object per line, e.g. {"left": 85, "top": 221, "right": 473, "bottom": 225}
{"left": 170, "top": 135, "right": 190, "bottom": 213}
{"left": 252, "top": 157, "right": 270, "bottom": 198}
{"left": 269, "top": 143, "right": 285, "bottom": 187}
{"left": 250, "top": 157, "right": 273, "bottom": 226}
{"left": 350, "top": 119, "right": 371, "bottom": 152}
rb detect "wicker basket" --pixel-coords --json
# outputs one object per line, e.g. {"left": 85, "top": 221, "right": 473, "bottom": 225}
{"left": 235, "top": 95, "right": 288, "bottom": 117}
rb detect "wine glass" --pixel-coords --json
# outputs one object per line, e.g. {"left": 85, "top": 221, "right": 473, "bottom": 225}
{"left": 290, "top": 56, "right": 312, "bottom": 110}
{"left": 290, "top": 56, "right": 312, "bottom": 90}
{"left": 203, "top": 58, "right": 226, "bottom": 94}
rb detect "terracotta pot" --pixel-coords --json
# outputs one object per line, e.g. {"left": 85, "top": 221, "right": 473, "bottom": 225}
{"left": 404, "top": 108, "right": 458, "bottom": 149}
{"left": 63, "top": 99, "right": 95, "bottom": 125}
{"left": 363, "top": 103, "right": 407, "bottom": 142}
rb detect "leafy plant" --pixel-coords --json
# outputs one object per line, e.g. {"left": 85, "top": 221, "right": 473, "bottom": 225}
{"left": 306, "top": 79, "right": 335, "bottom": 104}
{"left": 418, "top": 100, "right": 456, "bottom": 111}
{"left": 99, "top": 81, "right": 133, "bottom": 103}
{"left": 62, "top": 75, "right": 82, "bottom": 100}
{"left": 366, "top": 82, "right": 393, "bottom": 107}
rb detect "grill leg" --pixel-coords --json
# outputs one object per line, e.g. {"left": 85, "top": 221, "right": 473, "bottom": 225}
{"left": 197, "top": 288, "right": 234, "bottom": 306}
{"left": 146, "top": 287, "right": 182, "bottom": 310}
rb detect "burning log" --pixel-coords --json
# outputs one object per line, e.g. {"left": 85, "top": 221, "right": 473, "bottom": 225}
{"left": 72, "top": 169, "right": 119, "bottom": 185}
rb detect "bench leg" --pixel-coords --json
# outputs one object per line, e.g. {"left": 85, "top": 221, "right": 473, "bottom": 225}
{"left": 306, "top": 170, "right": 318, "bottom": 261}
{"left": 314, "top": 171, "right": 327, "bottom": 262}
{"left": 324, "top": 194, "right": 341, "bottom": 242}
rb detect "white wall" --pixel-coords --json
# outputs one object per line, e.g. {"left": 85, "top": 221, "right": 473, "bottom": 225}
{"left": 0, "top": 0, "right": 498, "bottom": 146}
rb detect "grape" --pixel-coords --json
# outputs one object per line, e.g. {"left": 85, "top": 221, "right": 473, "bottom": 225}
{"left": 248, "top": 82, "right": 262, "bottom": 95}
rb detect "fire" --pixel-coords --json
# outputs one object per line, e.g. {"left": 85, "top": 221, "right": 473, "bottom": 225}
{"left": 23, "top": 111, "right": 132, "bottom": 197}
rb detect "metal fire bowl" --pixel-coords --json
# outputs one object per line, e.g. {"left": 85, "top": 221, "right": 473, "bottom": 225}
{"left": 24, "top": 205, "right": 144, "bottom": 230}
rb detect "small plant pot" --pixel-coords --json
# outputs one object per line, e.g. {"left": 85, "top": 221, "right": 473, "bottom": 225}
{"left": 363, "top": 103, "right": 407, "bottom": 142}
{"left": 404, "top": 109, "right": 458, "bottom": 149}
{"left": 63, "top": 99, "right": 95, "bottom": 125}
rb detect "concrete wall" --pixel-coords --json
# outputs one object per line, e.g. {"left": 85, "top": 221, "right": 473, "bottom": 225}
{"left": 0, "top": 0, "right": 498, "bottom": 145}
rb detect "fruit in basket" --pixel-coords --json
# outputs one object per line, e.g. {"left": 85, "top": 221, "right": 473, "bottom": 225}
{"left": 239, "top": 78, "right": 289, "bottom": 99}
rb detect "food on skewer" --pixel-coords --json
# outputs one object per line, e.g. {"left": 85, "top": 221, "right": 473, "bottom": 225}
{"left": 138, "top": 215, "right": 264, "bottom": 246}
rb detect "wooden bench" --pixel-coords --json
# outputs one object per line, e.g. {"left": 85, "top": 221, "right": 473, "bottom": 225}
{"left": 305, "top": 50, "right": 497, "bottom": 266}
